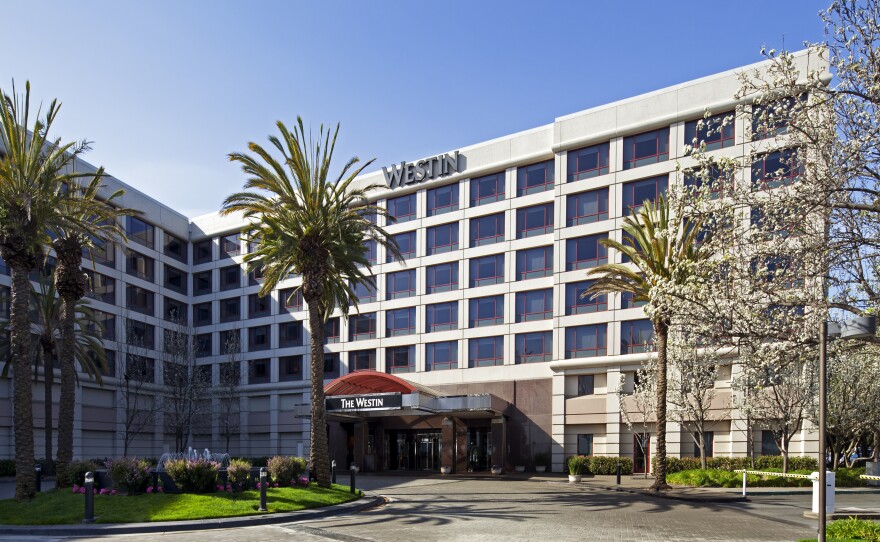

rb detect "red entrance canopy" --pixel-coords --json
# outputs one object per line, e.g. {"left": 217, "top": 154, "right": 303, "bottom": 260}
{"left": 324, "top": 370, "right": 420, "bottom": 396}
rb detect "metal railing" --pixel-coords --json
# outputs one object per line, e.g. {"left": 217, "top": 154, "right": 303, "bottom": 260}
{"left": 734, "top": 469, "right": 814, "bottom": 497}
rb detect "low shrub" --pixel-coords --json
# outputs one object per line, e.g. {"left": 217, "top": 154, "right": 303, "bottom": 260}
{"left": 652, "top": 455, "right": 819, "bottom": 474}
{"left": 668, "top": 467, "right": 867, "bottom": 488}
{"left": 0, "top": 459, "right": 15, "bottom": 477}
{"left": 164, "top": 458, "right": 219, "bottom": 493}
{"left": 64, "top": 460, "right": 100, "bottom": 487}
{"left": 567, "top": 455, "right": 588, "bottom": 475}
{"left": 826, "top": 517, "right": 880, "bottom": 541}
{"left": 105, "top": 457, "right": 152, "bottom": 495}
{"left": 754, "top": 455, "right": 818, "bottom": 471}
{"left": 226, "top": 459, "right": 252, "bottom": 491}
{"left": 589, "top": 456, "right": 633, "bottom": 475}
{"left": 267, "top": 455, "right": 307, "bottom": 486}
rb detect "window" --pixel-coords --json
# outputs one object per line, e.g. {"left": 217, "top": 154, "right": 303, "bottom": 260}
{"left": 752, "top": 149, "right": 800, "bottom": 189}
{"left": 194, "top": 302, "right": 212, "bottom": 326}
{"left": 427, "top": 222, "right": 459, "bottom": 255}
{"left": 386, "top": 307, "right": 416, "bottom": 337}
{"left": 426, "top": 301, "right": 458, "bottom": 332}
{"left": 684, "top": 164, "right": 731, "bottom": 199}
{"left": 567, "top": 143, "right": 610, "bottom": 181}
{"left": 125, "top": 250, "right": 155, "bottom": 282}
{"left": 85, "top": 237, "right": 114, "bottom": 267}
{"left": 685, "top": 112, "right": 735, "bottom": 151}
{"left": 195, "top": 333, "right": 212, "bottom": 358}
{"left": 621, "top": 319, "right": 655, "bottom": 354}
{"left": 219, "top": 265, "right": 240, "bottom": 290}
{"left": 752, "top": 96, "right": 804, "bottom": 140}
{"left": 470, "top": 254, "right": 504, "bottom": 287}
{"left": 357, "top": 208, "right": 377, "bottom": 225}
{"left": 193, "top": 239, "right": 212, "bottom": 264}
{"left": 386, "top": 269, "right": 416, "bottom": 300}
{"left": 516, "top": 160, "right": 554, "bottom": 196}
{"left": 164, "top": 232, "right": 187, "bottom": 263}
{"left": 220, "top": 297, "right": 241, "bottom": 323}
{"left": 470, "top": 213, "right": 505, "bottom": 247}
{"left": 388, "top": 231, "right": 417, "bottom": 262}
{"left": 278, "top": 321, "right": 303, "bottom": 348}
{"left": 126, "top": 285, "right": 154, "bottom": 316}
{"left": 565, "top": 281, "right": 606, "bottom": 315}
{"left": 516, "top": 203, "right": 553, "bottom": 239}
{"left": 515, "top": 331, "right": 552, "bottom": 364}
{"left": 426, "top": 262, "right": 458, "bottom": 294}
{"left": 248, "top": 265, "right": 264, "bottom": 286}
{"left": 577, "top": 375, "right": 595, "bottom": 396}
{"left": 0, "top": 285, "right": 8, "bottom": 319}
{"left": 470, "top": 172, "right": 505, "bottom": 206}
{"left": 93, "top": 310, "right": 116, "bottom": 341}
{"left": 126, "top": 320, "right": 155, "bottom": 350}
{"left": 515, "top": 289, "right": 553, "bottom": 322}
{"left": 96, "top": 351, "right": 116, "bottom": 378}
{"left": 324, "top": 317, "right": 340, "bottom": 344}
{"left": 219, "top": 330, "right": 239, "bottom": 354}
{"left": 363, "top": 239, "right": 377, "bottom": 265}
{"left": 622, "top": 175, "right": 668, "bottom": 214}
{"left": 280, "top": 355, "right": 303, "bottom": 381}
{"left": 221, "top": 233, "right": 240, "bottom": 257}
{"left": 565, "top": 325, "right": 607, "bottom": 358}
{"left": 349, "top": 349, "right": 376, "bottom": 371}
{"left": 126, "top": 356, "right": 154, "bottom": 384}
{"left": 324, "top": 353, "right": 340, "bottom": 379}
{"left": 469, "top": 336, "right": 504, "bottom": 368}
{"left": 426, "top": 341, "right": 458, "bottom": 371}
{"left": 566, "top": 234, "right": 608, "bottom": 270}
{"left": 349, "top": 313, "right": 377, "bottom": 341}
{"left": 249, "top": 325, "right": 271, "bottom": 352}
{"left": 577, "top": 434, "right": 594, "bottom": 456}
{"left": 621, "top": 291, "right": 647, "bottom": 309}
{"left": 427, "top": 184, "right": 459, "bottom": 216}
{"left": 249, "top": 359, "right": 271, "bottom": 384}
{"left": 469, "top": 295, "right": 504, "bottom": 327}
{"left": 164, "top": 297, "right": 187, "bottom": 323}
{"left": 126, "top": 217, "right": 155, "bottom": 249}
{"left": 751, "top": 255, "right": 802, "bottom": 289}
{"left": 623, "top": 128, "right": 669, "bottom": 169}
{"left": 219, "top": 362, "right": 240, "bottom": 385}
{"left": 164, "top": 264, "right": 187, "bottom": 294}
{"left": 249, "top": 293, "right": 270, "bottom": 318}
{"left": 761, "top": 431, "right": 781, "bottom": 456}
{"left": 353, "top": 280, "right": 377, "bottom": 304}
{"left": 386, "top": 345, "right": 415, "bottom": 374}
{"left": 84, "top": 270, "right": 115, "bottom": 304}
{"left": 193, "top": 270, "right": 212, "bottom": 296}
{"left": 692, "top": 432, "right": 714, "bottom": 458}
{"left": 280, "top": 288, "right": 303, "bottom": 312}
{"left": 387, "top": 193, "right": 417, "bottom": 224}
{"left": 515, "top": 245, "right": 553, "bottom": 281}
{"left": 750, "top": 206, "right": 800, "bottom": 239}
{"left": 567, "top": 189, "right": 609, "bottom": 226}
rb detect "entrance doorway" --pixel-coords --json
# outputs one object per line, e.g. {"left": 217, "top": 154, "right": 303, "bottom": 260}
{"left": 385, "top": 430, "right": 441, "bottom": 471}
{"left": 633, "top": 433, "right": 650, "bottom": 474}
{"left": 467, "top": 428, "right": 492, "bottom": 472}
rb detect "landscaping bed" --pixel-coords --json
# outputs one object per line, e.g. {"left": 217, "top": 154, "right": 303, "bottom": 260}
{"left": 798, "top": 518, "right": 880, "bottom": 541}
{"left": 0, "top": 485, "right": 360, "bottom": 525}
{"left": 668, "top": 467, "right": 867, "bottom": 488}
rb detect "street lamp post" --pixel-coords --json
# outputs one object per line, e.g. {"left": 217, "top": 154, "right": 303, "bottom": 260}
{"left": 818, "top": 316, "right": 876, "bottom": 542}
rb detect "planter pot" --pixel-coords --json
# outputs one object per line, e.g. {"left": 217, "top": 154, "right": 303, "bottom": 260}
{"left": 491, "top": 467, "right": 503, "bottom": 475}
{"left": 515, "top": 466, "right": 526, "bottom": 473}
{"left": 535, "top": 466, "right": 546, "bottom": 473}
{"left": 568, "top": 474, "right": 582, "bottom": 483}
{"left": 440, "top": 466, "right": 452, "bottom": 475}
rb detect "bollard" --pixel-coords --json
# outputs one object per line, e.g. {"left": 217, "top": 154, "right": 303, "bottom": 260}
{"left": 35, "top": 464, "right": 41, "bottom": 493}
{"left": 83, "top": 471, "right": 95, "bottom": 523}
{"left": 616, "top": 462, "right": 621, "bottom": 485}
{"left": 350, "top": 465, "right": 356, "bottom": 494}
{"left": 332, "top": 460, "right": 337, "bottom": 485}
{"left": 258, "top": 467, "right": 268, "bottom": 512}
{"left": 742, "top": 471, "right": 747, "bottom": 498}
{"left": 152, "top": 471, "right": 159, "bottom": 493}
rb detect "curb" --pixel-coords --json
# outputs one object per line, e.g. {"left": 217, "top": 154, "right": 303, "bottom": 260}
{"left": 0, "top": 493, "right": 385, "bottom": 536}
{"left": 585, "top": 483, "right": 749, "bottom": 503}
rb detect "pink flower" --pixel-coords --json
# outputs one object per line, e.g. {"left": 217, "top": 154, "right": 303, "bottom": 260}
{"left": 100, "top": 488, "right": 110, "bottom": 495}
{"left": 146, "top": 486, "right": 154, "bottom": 494}
{"left": 217, "top": 484, "right": 224, "bottom": 492}
{"left": 111, "top": 490, "right": 118, "bottom": 496}
{"left": 79, "top": 487, "right": 86, "bottom": 494}
{"left": 225, "top": 484, "right": 232, "bottom": 491}
{"left": 157, "top": 486, "right": 164, "bottom": 493}
{"left": 273, "top": 482, "right": 279, "bottom": 488}
{"left": 255, "top": 482, "right": 261, "bottom": 489}
{"left": 72, "top": 484, "right": 80, "bottom": 494}
{"left": 93, "top": 488, "right": 98, "bottom": 494}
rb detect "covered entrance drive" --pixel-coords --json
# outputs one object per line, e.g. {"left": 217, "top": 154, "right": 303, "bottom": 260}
{"left": 324, "top": 371, "right": 508, "bottom": 474}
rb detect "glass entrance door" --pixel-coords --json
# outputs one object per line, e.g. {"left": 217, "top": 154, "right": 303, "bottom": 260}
{"left": 415, "top": 431, "right": 440, "bottom": 471}
{"left": 385, "top": 430, "right": 440, "bottom": 471}
{"left": 467, "top": 428, "right": 492, "bottom": 471}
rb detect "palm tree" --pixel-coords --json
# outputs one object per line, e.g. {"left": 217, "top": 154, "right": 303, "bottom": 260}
{"left": 222, "top": 118, "right": 397, "bottom": 487}
{"left": 0, "top": 81, "right": 100, "bottom": 500}
{"left": 585, "top": 195, "right": 707, "bottom": 491}
{"left": 52, "top": 177, "right": 127, "bottom": 488}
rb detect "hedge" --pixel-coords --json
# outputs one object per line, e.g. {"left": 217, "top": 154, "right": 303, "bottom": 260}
{"left": 589, "top": 456, "right": 633, "bottom": 475}
{"left": 652, "top": 455, "right": 819, "bottom": 474}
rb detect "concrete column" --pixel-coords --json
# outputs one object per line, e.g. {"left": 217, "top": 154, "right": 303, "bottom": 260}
{"left": 455, "top": 419, "right": 468, "bottom": 472}
{"left": 551, "top": 372, "right": 567, "bottom": 473}
{"left": 441, "top": 416, "right": 455, "bottom": 472}
{"left": 491, "top": 416, "right": 506, "bottom": 470}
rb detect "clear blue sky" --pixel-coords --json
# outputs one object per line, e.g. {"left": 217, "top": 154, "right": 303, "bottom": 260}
{"left": 1, "top": 1, "right": 829, "bottom": 217}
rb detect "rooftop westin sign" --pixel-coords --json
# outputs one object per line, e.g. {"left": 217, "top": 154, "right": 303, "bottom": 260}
{"left": 326, "top": 393, "right": 403, "bottom": 412}
{"left": 382, "top": 151, "right": 463, "bottom": 189}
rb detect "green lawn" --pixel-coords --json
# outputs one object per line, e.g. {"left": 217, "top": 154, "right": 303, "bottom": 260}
{"left": 797, "top": 517, "right": 880, "bottom": 541}
{"left": 0, "top": 485, "right": 361, "bottom": 524}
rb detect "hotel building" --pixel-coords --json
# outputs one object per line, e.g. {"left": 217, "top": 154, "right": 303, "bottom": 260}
{"left": 0, "top": 50, "right": 826, "bottom": 474}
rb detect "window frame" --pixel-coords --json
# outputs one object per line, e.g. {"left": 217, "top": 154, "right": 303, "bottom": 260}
{"left": 426, "top": 340, "right": 458, "bottom": 371}
{"left": 387, "top": 193, "right": 417, "bottom": 224}
{"left": 515, "top": 289, "right": 553, "bottom": 322}
{"left": 426, "top": 262, "right": 459, "bottom": 294}
{"left": 516, "top": 245, "right": 553, "bottom": 280}
{"left": 468, "top": 336, "right": 504, "bottom": 368}
{"left": 469, "top": 213, "right": 505, "bottom": 247}
{"left": 426, "top": 301, "right": 458, "bottom": 333}
{"left": 516, "top": 203, "right": 554, "bottom": 239}
{"left": 515, "top": 331, "right": 552, "bottom": 364}
{"left": 469, "top": 295, "right": 504, "bottom": 328}
{"left": 469, "top": 254, "right": 504, "bottom": 287}
{"left": 565, "top": 324, "right": 608, "bottom": 359}
{"left": 470, "top": 172, "right": 505, "bottom": 207}
{"left": 426, "top": 222, "right": 459, "bottom": 255}
{"left": 566, "top": 188, "right": 609, "bottom": 226}
{"left": 566, "top": 234, "right": 608, "bottom": 271}
{"left": 516, "top": 159, "right": 554, "bottom": 196}
{"left": 567, "top": 143, "right": 610, "bottom": 181}
{"left": 386, "top": 306, "right": 416, "bottom": 337}
{"left": 427, "top": 184, "right": 459, "bottom": 216}
{"left": 622, "top": 128, "right": 669, "bottom": 170}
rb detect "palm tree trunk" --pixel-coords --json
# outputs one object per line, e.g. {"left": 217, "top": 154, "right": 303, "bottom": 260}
{"left": 651, "top": 321, "right": 671, "bottom": 491}
{"left": 305, "top": 288, "right": 331, "bottom": 488}
{"left": 10, "top": 264, "right": 36, "bottom": 500}
{"left": 42, "top": 349, "right": 54, "bottom": 468}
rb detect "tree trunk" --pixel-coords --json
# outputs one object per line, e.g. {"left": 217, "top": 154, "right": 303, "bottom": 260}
{"left": 42, "top": 349, "right": 54, "bottom": 467}
{"left": 651, "top": 321, "right": 670, "bottom": 491}
{"left": 782, "top": 449, "right": 789, "bottom": 474}
{"left": 873, "top": 430, "right": 879, "bottom": 463}
{"left": 699, "top": 441, "right": 707, "bottom": 470}
{"left": 54, "top": 238, "right": 86, "bottom": 488}
{"left": 10, "top": 264, "right": 36, "bottom": 500}
{"left": 304, "top": 286, "right": 330, "bottom": 488}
